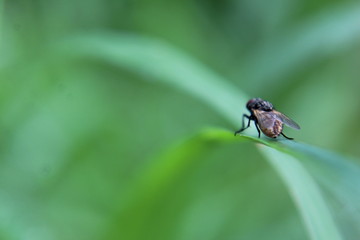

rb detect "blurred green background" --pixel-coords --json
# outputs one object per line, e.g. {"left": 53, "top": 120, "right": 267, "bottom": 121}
{"left": 1, "top": 0, "right": 360, "bottom": 239}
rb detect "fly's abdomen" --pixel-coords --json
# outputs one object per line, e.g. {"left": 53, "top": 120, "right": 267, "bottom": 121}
{"left": 260, "top": 119, "right": 283, "bottom": 138}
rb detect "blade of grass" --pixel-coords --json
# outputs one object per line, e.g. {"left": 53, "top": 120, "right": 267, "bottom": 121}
{"left": 258, "top": 145, "right": 342, "bottom": 240}
{"left": 57, "top": 33, "right": 360, "bottom": 239}
{"left": 117, "top": 128, "right": 342, "bottom": 240}
{"left": 57, "top": 33, "right": 248, "bottom": 124}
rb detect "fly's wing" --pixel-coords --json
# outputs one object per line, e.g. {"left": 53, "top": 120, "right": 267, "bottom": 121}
{"left": 273, "top": 110, "right": 301, "bottom": 130}
{"left": 253, "top": 110, "right": 284, "bottom": 137}
{"left": 253, "top": 110, "right": 278, "bottom": 129}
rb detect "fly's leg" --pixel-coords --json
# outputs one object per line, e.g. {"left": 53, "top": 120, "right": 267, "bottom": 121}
{"left": 255, "top": 122, "right": 261, "bottom": 138}
{"left": 234, "top": 114, "right": 251, "bottom": 136}
{"left": 281, "top": 132, "right": 294, "bottom": 140}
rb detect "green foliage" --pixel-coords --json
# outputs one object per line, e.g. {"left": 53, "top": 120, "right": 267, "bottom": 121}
{"left": 64, "top": 34, "right": 359, "bottom": 240}
{"left": 1, "top": 1, "right": 360, "bottom": 240}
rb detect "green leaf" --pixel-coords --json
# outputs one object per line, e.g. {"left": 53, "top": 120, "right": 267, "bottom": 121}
{"left": 118, "top": 128, "right": 343, "bottom": 240}
{"left": 57, "top": 33, "right": 249, "bottom": 124}
{"left": 59, "top": 33, "right": 360, "bottom": 239}
{"left": 258, "top": 145, "right": 341, "bottom": 240}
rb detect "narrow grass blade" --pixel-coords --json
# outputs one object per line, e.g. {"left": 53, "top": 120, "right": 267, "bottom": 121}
{"left": 258, "top": 145, "right": 342, "bottom": 240}
{"left": 58, "top": 33, "right": 249, "bottom": 124}
{"left": 57, "top": 34, "right": 359, "bottom": 240}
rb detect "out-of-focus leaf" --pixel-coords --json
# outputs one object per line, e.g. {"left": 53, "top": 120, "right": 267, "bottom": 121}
{"left": 240, "top": 3, "right": 360, "bottom": 93}
{"left": 258, "top": 145, "right": 341, "bottom": 240}
{"left": 284, "top": 141, "right": 360, "bottom": 239}
{"left": 57, "top": 33, "right": 249, "bottom": 124}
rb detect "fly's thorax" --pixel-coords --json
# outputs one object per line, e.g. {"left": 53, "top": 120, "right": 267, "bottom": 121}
{"left": 246, "top": 98, "right": 273, "bottom": 111}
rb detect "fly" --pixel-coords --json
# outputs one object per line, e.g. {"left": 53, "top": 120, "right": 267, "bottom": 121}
{"left": 234, "top": 98, "right": 300, "bottom": 140}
